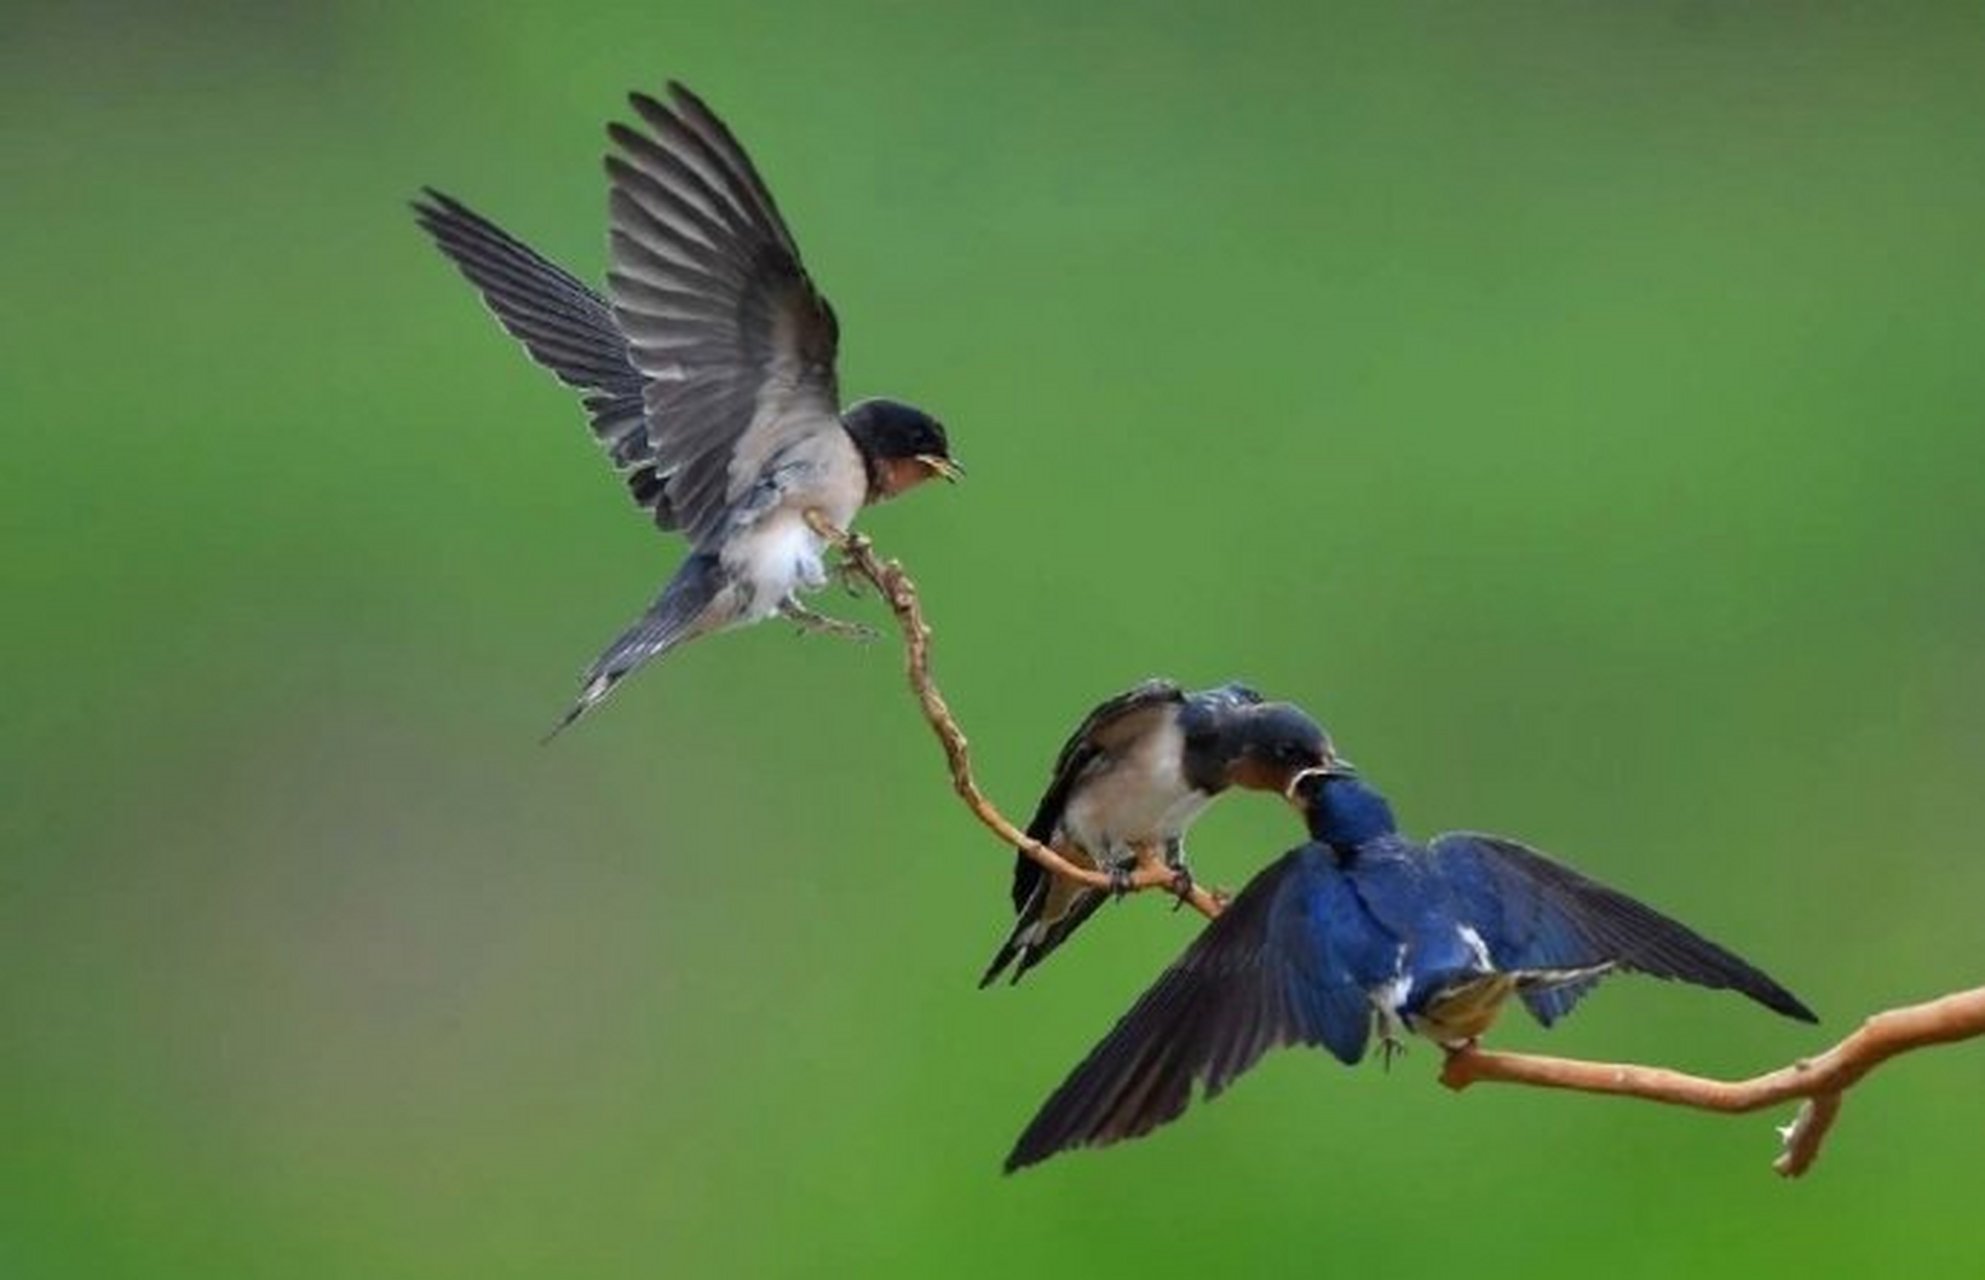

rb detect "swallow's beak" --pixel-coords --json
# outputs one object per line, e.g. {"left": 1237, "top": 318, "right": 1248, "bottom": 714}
{"left": 1283, "top": 755, "right": 1356, "bottom": 807}
{"left": 1283, "top": 765, "right": 1327, "bottom": 807}
{"left": 918, "top": 454, "right": 965, "bottom": 484}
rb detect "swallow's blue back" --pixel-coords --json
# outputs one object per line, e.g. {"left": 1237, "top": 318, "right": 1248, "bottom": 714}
{"left": 1265, "top": 847, "right": 1391, "bottom": 1064}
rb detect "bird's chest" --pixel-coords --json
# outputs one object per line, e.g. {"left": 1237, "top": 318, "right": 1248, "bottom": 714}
{"left": 1062, "top": 725, "right": 1207, "bottom": 857}
{"left": 723, "top": 436, "right": 867, "bottom": 618}
{"left": 774, "top": 429, "right": 867, "bottom": 532}
{"left": 725, "top": 510, "right": 831, "bottom": 618}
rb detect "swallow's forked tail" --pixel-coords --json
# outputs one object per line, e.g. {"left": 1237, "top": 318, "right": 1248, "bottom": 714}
{"left": 546, "top": 552, "right": 726, "bottom": 739}
{"left": 978, "top": 872, "right": 1107, "bottom": 988}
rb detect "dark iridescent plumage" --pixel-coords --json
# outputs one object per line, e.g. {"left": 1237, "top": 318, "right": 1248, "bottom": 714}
{"left": 1005, "top": 766, "right": 1815, "bottom": 1172}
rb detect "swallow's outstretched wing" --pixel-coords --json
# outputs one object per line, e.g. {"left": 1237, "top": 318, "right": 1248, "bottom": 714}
{"left": 410, "top": 190, "right": 671, "bottom": 525}
{"left": 1426, "top": 832, "right": 1817, "bottom": 1027}
{"left": 979, "top": 680, "right": 1186, "bottom": 986}
{"left": 1004, "top": 847, "right": 1373, "bottom": 1172}
{"left": 606, "top": 83, "right": 844, "bottom": 548}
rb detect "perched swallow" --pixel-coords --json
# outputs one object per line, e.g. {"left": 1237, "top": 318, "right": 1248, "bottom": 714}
{"left": 979, "top": 680, "right": 1336, "bottom": 987}
{"left": 1005, "top": 761, "right": 1815, "bottom": 1171}
{"left": 414, "top": 82, "right": 961, "bottom": 731}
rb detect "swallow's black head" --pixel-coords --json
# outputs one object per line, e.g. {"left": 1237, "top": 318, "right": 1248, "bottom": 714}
{"left": 1182, "top": 697, "right": 1335, "bottom": 796}
{"left": 842, "top": 397, "right": 963, "bottom": 501}
{"left": 1227, "top": 703, "right": 1336, "bottom": 793}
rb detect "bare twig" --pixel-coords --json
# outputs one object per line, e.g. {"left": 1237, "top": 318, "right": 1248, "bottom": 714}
{"left": 811, "top": 517, "right": 1979, "bottom": 1178}
{"left": 1440, "top": 984, "right": 1985, "bottom": 1177}
{"left": 808, "top": 514, "right": 1222, "bottom": 919}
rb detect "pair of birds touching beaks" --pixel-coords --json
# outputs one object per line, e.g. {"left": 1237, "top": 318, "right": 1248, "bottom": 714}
{"left": 416, "top": 83, "right": 1818, "bottom": 1174}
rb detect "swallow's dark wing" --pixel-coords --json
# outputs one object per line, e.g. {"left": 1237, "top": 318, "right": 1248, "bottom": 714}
{"left": 1009, "top": 679, "right": 1185, "bottom": 910}
{"left": 411, "top": 191, "right": 676, "bottom": 526}
{"left": 1426, "top": 833, "right": 1817, "bottom": 1026}
{"left": 1005, "top": 847, "right": 1373, "bottom": 1172}
{"left": 605, "top": 83, "right": 843, "bottom": 548}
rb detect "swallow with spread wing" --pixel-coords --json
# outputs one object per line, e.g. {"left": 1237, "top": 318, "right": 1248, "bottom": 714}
{"left": 414, "top": 82, "right": 961, "bottom": 731}
{"left": 1005, "top": 759, "right": 1816, "bottom": 1171}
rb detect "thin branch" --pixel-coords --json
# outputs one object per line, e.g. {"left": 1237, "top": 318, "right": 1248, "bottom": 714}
{"left": 1440, "top": 984, "right": 1985, "bottom": 1177}
{"left": 811, "top": 517, "right": 1978, "bottom": 1178}
{"left": 809, "top": 515, "right": 1222, "bottom": 919}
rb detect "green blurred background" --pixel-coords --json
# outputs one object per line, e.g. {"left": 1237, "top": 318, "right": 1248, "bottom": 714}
{"left": 6, "top": 2, "right": 1983, "bottom": 1276}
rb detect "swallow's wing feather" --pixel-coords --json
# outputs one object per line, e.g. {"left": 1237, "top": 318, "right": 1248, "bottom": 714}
{"left": 1004, "top": 847, "right": 1372, "bottom": 1172}
{"left": 1426, "top": 833, "right": 1816, "bottom": 1025}
{"left": 606, "top": 83, "right": 843, "bottom": 547}
{"left": 1008, "top": 679, "right": 1185, "bottom": 912}
{"left": 411, "top": 190, "right": 678, "bottom": 526}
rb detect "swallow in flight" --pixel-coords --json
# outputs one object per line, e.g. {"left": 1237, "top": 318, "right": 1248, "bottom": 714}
{"left": 1005, "top": 759, "right": 1816, "bottom": 1171}
{"left": 979, "top": 680, "right": 1336, "bottom": 987}
{"left": 414, "top": 82, "right": 962, "bottom": 731}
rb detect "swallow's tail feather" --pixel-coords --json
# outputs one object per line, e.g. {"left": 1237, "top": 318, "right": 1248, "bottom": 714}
{"left": 546, "top": 552, "right": 726, "bottom": 738}
{"left": 978, "top": 859, "right": 1107, "bottom": 988}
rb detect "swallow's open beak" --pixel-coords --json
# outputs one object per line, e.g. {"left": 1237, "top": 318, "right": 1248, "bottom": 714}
{"left": 1283, "top": 756, "right": 1356, "bottom": 806}
{"left": 918, "top": 454, "right": 965, "bottom": 484}
{"left": 1283, "top": 766, "right": 1327, "bottom": 807}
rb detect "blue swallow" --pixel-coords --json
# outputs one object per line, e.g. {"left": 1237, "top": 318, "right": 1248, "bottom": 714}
{"left": 1005, "top": 760, "right": 1816, "bottom": 1171}
{"left": 414, "top": 83, "right": 961, "bottom": 732}
{"left": 979, "top": 680, "right": 1336, "bottom": 987}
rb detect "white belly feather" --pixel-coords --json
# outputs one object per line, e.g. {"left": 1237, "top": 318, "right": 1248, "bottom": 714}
{"left": 1061, "top": 720, "right": 1208, "bottom": 861}
{"left": 725, "top": 508, "right": 831, "bottom": 623}
{"left": 714, "top": 425, "right": 867, "bottom": 627}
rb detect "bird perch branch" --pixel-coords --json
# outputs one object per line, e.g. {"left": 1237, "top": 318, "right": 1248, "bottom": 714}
{"left": 1440, "top": 983, "right": 1985, "bottom": 1177}
{"left": 808, "top": 515, "right": 1222, "bottom": 920}
{"left": 811, "top": 518, "right": 1979, "bottom": 1178}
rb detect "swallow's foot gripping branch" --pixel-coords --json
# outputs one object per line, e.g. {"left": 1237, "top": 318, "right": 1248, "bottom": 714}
{"left": 1440, "top": 984, "right": 1985, "bottom": 1178}
{"left": 777, "top": 596, "right": 881, "bottom": 643}
{"left": 804, "top": 511, "right": 1226, "bottom": 921}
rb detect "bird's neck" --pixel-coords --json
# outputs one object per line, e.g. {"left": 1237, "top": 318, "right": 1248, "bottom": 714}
{"left": 839, "top": 418, "right": 888, "bottom": 502}
{"left": 1306, "top": 777, "right": 1399, "bottom": 854}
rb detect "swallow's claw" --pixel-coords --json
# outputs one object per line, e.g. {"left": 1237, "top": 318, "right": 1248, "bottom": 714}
{"left": 778, "top": 598, "right": 877, "bottom": 644}
{"left": 1106, "top": 865, "right": 1135, "bottom": 899}
{"left": 830, "top": 556, "right": 870, "bottom": 598}
{"left": 1166, "top": 865, "right": 1197, "bottom": 911}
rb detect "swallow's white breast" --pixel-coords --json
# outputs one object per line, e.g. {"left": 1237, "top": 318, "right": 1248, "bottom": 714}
{"left": 721, "top": 426, "right": 867, "bottom": 623}
{"left": 1061, "top": 719, "right": 1210, "bottom": 861}
{"left": 720, "top": 509, "right": 831, "bottom": 623}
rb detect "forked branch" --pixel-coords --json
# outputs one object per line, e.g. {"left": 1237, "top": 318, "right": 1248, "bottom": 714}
{"left": 1441, "top": 984, "right": 1985, "bottom": 1177}
{"left": 808, "top": 514, "right": 1222, "bottom": 919}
